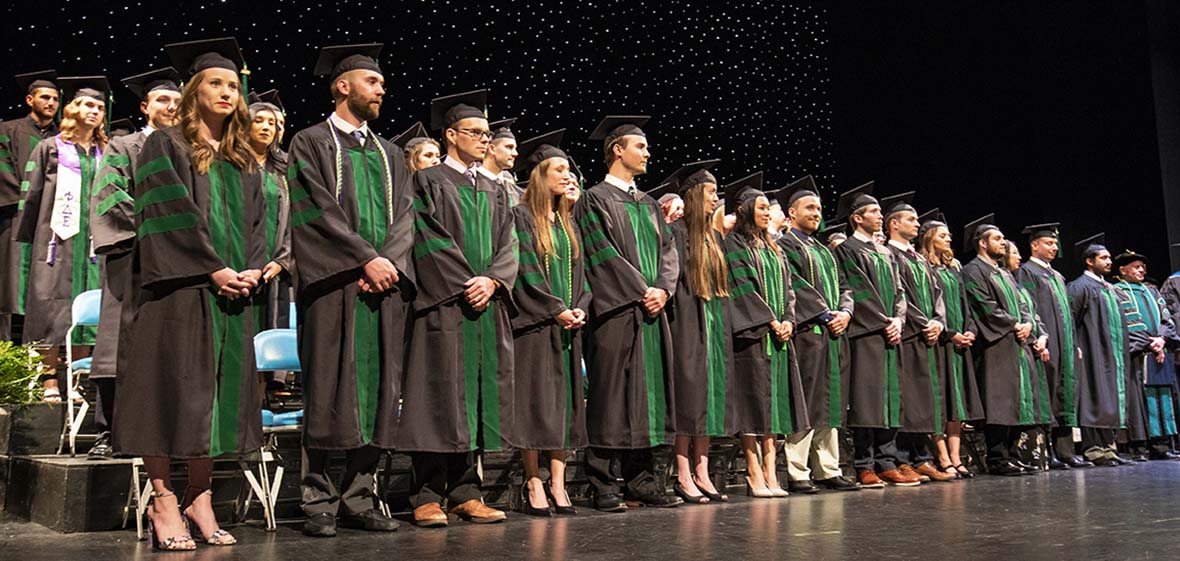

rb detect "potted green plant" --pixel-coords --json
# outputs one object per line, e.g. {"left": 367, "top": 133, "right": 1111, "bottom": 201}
{"left": 0, "top": 342, "right": 60, "bottom": 455}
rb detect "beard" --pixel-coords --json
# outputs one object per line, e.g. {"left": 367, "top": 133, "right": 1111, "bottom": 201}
{"left": 347, "top": 92, "right": 381, "bottom": 121}
{"left": 986, "top": 247, "right": 1007, "bottom": 262}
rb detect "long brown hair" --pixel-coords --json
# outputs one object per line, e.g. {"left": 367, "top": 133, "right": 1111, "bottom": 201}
{"left": 683, "top": 183, "right": 728, "bottom": 299}
{"left": 176, "top": 69, "right": 253, "bottom": 173}
{"left": 58, "top": 97, "right": 108, "bottom": 151}
{"left": 523, "top": 157, "right": 580, "bottom": 261}
{"left": 919, "top": 224, "right": 956, "bottom": 268}
{"left": 735, "top": 196, "right": 780, "bottom": 256}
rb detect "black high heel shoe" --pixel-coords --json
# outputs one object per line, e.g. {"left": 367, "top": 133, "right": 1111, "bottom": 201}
{"left": 694, "top": 475, "right": 729, "bottom": 503}
{"left": 520, "top": 484, "right": 554, "bottom": 517}
{"left": 545, "top": 481, "right": 578, "bottom": 516}
{"left": 951, "top": 463, "right": 976, "bottom": 479}
{"left": 673, "top": 481, "right": 710, "bottom": 504}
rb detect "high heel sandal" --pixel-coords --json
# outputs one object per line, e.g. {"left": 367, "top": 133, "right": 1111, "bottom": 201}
{"left": 147, "top": 492, "right": 196, "bottom": 551}
{"left": 544, "top": 480, "right": 578, "bottom": 516}
{"left": 938, "top": 462, "right": 962, "bottom": 479}
{"left": 951, "top": 463, "right": 976, "bottom": 479}
{"left": 694, "top": 475, "right": 728, "bottom": 503}
{"left": 520, "top": 483, "right": 554, "bottom": 517}
{"left": 745, "top": 476, "right": 775, "bottom": 498}
{"left": 182, "top": 490, "right": 236, "bottom": 545}
{"left": 673, "top": 481, "right": 710, "bottom": 504}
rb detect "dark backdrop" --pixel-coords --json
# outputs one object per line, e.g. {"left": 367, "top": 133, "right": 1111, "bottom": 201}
{"left": 829, "top": 2, "right": 1169, "bottom": 278}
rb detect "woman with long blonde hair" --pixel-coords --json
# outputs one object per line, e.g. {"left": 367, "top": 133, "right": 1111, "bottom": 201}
{"left": 16, "top": 77, "right": 110, "bottom": 402}
{"left": 509, "top": 131, "right": 589, "bottom": 516}
{"left": 112, "top": 38, "right": 265, "bottom": 550}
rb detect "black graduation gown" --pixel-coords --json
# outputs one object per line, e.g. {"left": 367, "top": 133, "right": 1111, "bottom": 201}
{"left": 1067, "top": 273, "right": 1131, "bottom": 430}
{"left": 961, "top": 257, "right": 1038, "bottom": 426}
{"left": 287, "top": 122, "right": 414, "bottom": 450}
{"left": 834, "top": 235, "right": 907, "bottom": 429}
{"left": 573, "top": 181, "right": 678, "bottom": 449}
{"left": 0, "top": 116, "right": 56, "bottom": 318}
{"left": 1114, "top": 281, "right": 1176, "bottom": 442}
{"left": 510, "top": 205, "right": 589, "bottom": 449}
{"left": 724, "top": 231, "right": 808, "bottom": 436}
{"left": 779, "top": 230, "right": 851, "bottom": 430}
{"left": 931, "top": 263, "right": 986, "bottom": 422}
{"left": 112, "top": 128, "right": 265, "bottom": 458}
{"left": 1018, "top": 260, "right": 1079, "bottom": 427}
{"left": 15, "top": 136, "right": 102, "bottom": 345}
{"left": 399, "top": 162, "right": 517, "bottom": 453}
{"left": 258, "top": 158, "right": 292, "bottom": 331}
{"left": 1017, "top": 286, "right": 1054, "bottom": 425}
{"left": 667, "top": 221, "right": 733, "bottom": 437}
{"left": 89, "top": 130, "right": 146, "bottom": 379}
{"left": 889, "top": 244, "right": 947, "bottom": 433}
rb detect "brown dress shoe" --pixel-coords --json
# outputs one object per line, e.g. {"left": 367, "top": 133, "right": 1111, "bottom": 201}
{"left": 450, "top": 500, "right": 507, "bottom": 524}
{"left": 413, "top": 503, "right": 449, "bottom": 528}
{"left": 897, "top": 464, "right": 929, "bottom": 482}
{"left": 878, "top": 468, "right": 922, "bottom": 486}
{"left": 914, "top": 462, "right": 957, "bottom": 482}
{"left": 857, "top": 470, "right": 886, "bottom": 489}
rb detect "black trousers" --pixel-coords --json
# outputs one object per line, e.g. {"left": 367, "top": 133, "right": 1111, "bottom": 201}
{"left": 585, "top": 446, "right": 663, "bottom": 498}
{"left": 301, "top": 446, "right": 382, "bottom": 517}
{"left": 1051, "top": 425, "right": 1076, "bottom": 459}
{"left": 1081, "top": 427, "right": 1118, "bottom": 460}
{"left": 410, "top": 451, "right": 482, "bottom": 508}
{"left": 852, "top": 427, "right": 899, "bottom": 472}
{"left": 984, "top": 424, "right": 1021, "bottom": 465}
{"left": 895, "top": 432, "right": 934, "bottom": 467}
{"left": 91, "top": 377, "right": 116, "bottom": 437}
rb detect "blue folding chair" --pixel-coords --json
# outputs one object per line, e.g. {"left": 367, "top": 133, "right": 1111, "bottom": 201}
{"left": 241, "top": 328, "right": 300, "bottom": 530}
{"left": 58, "top": 289, "right": 102, "bottom": 456}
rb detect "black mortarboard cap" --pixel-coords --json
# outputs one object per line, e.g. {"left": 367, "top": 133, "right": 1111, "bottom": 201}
{"left": 588, "top": 115, "right": 649, "bottom": 147}
{"left": 58, "top": 76, "right": 111, "bottom": 103}
{"left": 247, "top": 89, "right": 284, "bottom": 113}
{"left": 917, "top": 208, "right": 947, "bottom": 239}
{"left": 963, "top": 213, "right": 999, "bottom": 254}
{"left": 165, "top": 37, "right": 244, "bottom": 78}
{"left": 15, "top": 70, "right": 57, "bottom": 94}
{"left": 490, "top": 117, "right": 516, "bottom": 141}
{"left": 880, "top": 191, "right": 916, "bottom": 217}
{"left": 513, "top": 129, "right": 569, "bottom": 179}
{"left": 121, "top": 67, "right": 181, "bottom": 101}
{"left": 835, "top": 181, "right": 876, "bottom": 218}
{"left": 780, "top": 175, "right": 820, "bottom": 207}
{"left": 649, "top": 182, "right": 679, "bottom": 203}
{"left": 1113, "top": 249, "right": 1149, "bottom": 269}
{"left": 819, "top": 220, "right": 848, "bottom": 242}
{"left": 392, "top": 121, "right": 430, "bottom": 149}
{"left": 723, "top": 171, "right": 765, "bottom": 215}
{"left": 313, "top": 43, "right": 383, "bottom": 80}
{"left": 661, "top": 159, "right": 720, "bottom": 195}
{"left": 109, "top": 117, "right": 136, "bottom": 136}
{"left": 1022, "top": 222, "right": 1060, "bottom": 242}
{"left": 430, "top": 89, "right": 488, "bottom": 130}
{"left": 1075, "top": 233, "right": 1107, "bottom": 260}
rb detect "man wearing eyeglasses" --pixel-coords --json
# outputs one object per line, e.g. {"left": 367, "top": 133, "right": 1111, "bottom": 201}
{"left": 399, "top": 89, "right": 519, "bottom": 527}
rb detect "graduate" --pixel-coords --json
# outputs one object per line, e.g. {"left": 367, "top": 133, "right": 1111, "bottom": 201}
{"left": 508, "top": 130, "right": 589, "bottom": 517}
{"left": 880, "top": 192, "right": 956, "bottom": 483}
{"left": 248, "top": 89, "right": 287, "bottom": 160}
{"left": 393, "top": 121, "right": 440, "bottom": 173}
{"left": 113, "top": 37, "right": 266, "bottom": 549}
{"left": 663, "top": 160, "right": 732, "bottom": 503}
{"left": 722, "top": 173, "right": 807, "bottom": 497}
{"left": 1113, "top": 251, "right": 1179, "bottom": 460}
{"left": 0, "top": 70, "right": 59, "bottom": 342}
{"left": 285, "top": 43, "right": 409, "bottom": 536}
{"left": 1005, "top": 241, "right": 1055, "bottom": 467}
{"left": 399, "top": 89, "right": 517, "bottom": 526}
{"left": 1066, "top": 234, "right": 1136, "bottom": 466}
{"left": 479, "top": 117, "right": 521, "bottom": 205}
{"left": 960, "top": 217, "right": 1038, "bottom": 476}
{"left": 832, "top": 182, "right": 918, "bottom": 487}
{"left": 245, "top": 95, "right": 292, "bottom": 331}
{"left": 86, "top": 67, "right": 181, "bottom": 459}
{"left": 573, "top": 115, "right": 681, "bottom": 511}
{"left": 1016, "top": 223, "right": 1091, "bottom": 468}
{"left": 15, "top": 76, "right": 109, "bottom": 404}
{"left": 776, "top": 177, "right": 860, "bottom": 493}
{"left": 917, "top": 210, "right": 985, "bottom": 478}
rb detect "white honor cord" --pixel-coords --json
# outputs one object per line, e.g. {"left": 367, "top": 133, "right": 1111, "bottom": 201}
{"left": 326, "top": 119, "right": 395, "bottom": 223}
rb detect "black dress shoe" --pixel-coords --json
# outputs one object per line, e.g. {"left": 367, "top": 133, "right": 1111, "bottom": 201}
{"left": 988, "top": 462, "right": 1026, "bottom": 476}
{"left": 1114, "top": 455, "right": 1136, "bottom": 465}
{"left": 1147, "top": 450, "right": 1175, "bottom": 461}
{"left": 593, "top": 492, "right": 627, "bottom": 512}
{"left": 87, "top": 435, "right": 113, "bottom": 460}
{"left": 787, "top": 480, "right": 820, "bottom": 494}
{"left": 1092, "top": 457, "right": 1121, "bottom": 467}
{"left": 303, "top": 512, "right": 338, "bottom": 537}
{"left": 1132, "top": 453, "right": 1150, "bottom": 462}
{"left": 341, "top": 508, "right": 399, "bottom": 532}
{"left": 1011, "top": 460, "right": 1039, "bottom": 475}
{"left": 815, "top": 475, "right": 862, "bottom": 491}
{"left": 1047, "top": 457, "right": 1070, "bottom": 470}
{"left": 631, "top": 493, "right": 683, "bottom": 508}
{"left": 1064, "top": 456, "right": 1095, "bottom": 468}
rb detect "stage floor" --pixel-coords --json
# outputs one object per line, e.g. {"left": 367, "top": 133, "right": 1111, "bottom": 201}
{"left": 2, "top": 461, "right": 1177, "bottom": 560}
